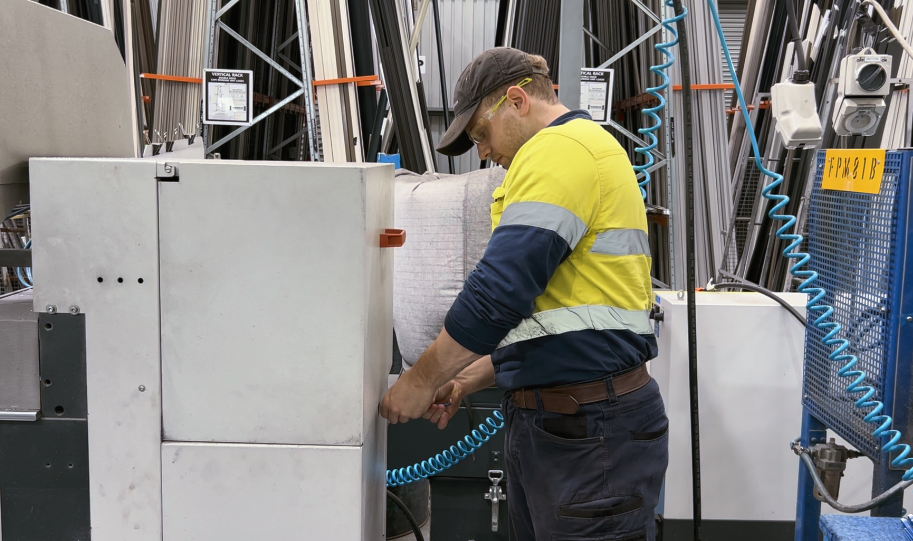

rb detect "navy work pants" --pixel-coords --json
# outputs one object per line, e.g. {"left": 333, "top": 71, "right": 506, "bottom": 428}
{"left": 502, "top": 377, "right": 669, "bottom": 540}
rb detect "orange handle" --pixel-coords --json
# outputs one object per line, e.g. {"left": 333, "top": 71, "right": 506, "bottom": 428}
{"left": 380, "top": 228, "right": 406, "bottom": 248}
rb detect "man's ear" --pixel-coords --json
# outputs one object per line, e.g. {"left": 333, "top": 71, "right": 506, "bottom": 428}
{"left": 507, "top": 87, "right": 531, "bottom": 116}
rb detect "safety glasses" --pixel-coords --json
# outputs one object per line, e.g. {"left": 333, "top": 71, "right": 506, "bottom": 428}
{"left": 468, "top": 78, "right": 532, "bottom": 145}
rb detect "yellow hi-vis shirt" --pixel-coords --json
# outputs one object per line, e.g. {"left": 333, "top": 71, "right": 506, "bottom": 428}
{"left": 491, "top": 118, "right": 653, "bottom": 343}
{"left": 444, "top": 112, "right": 657, "bottom": 390}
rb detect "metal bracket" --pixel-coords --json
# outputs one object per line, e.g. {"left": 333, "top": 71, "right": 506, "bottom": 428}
{"left": 484, "top": 469, "right": 507, "bottom": 532}
{"left": 156, "top": 162, "right": 179, "bottom": 181}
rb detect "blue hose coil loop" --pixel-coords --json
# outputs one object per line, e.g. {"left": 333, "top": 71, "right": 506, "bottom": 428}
{"left": 633, "top": 0, "right": 686, "bottom": 199}
{"left": 16, "top": 239, "right": 32, "bottom": 288}
{"left": 386, "top": 410, "right": 505, "bottom": 487}
{"left": 706, "top": 0, "right": 913, "bottom": 480}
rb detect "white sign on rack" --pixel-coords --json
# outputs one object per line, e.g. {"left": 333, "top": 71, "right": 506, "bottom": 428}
{"left": 203, "top": 69, "right": 253, "bottom": 126}
{"left": 580, "top": 68, "right": 614, "bottom": 124}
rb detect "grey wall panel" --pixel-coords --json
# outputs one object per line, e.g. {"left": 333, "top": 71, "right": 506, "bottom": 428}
{"left": 419, "top": 0, "right": 501, "bottom": 110}
{"left": 0, "top": 0, "right": 134, "bottom": 214}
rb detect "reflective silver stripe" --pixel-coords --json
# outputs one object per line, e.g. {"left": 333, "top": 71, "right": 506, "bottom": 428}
{"left": 590, "top": 229, "right": 651, "bottom": 257}
{"left": 499, "top": 201, "right": 588, "bottom": 250}
{"left": 497, "top": 305, "right": 653, "bottom": 349}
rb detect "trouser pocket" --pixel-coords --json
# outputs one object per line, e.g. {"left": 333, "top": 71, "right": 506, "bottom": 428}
{"left": 552, "top": 494, "right": 649, "bottom": 540}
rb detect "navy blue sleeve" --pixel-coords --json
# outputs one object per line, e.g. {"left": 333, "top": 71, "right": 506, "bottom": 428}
{"left": 444, "top": 225, "right": 572, "bottom": 355}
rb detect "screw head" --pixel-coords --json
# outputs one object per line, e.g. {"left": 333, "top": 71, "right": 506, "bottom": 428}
{"left": 138, "top": 385, "right": 146, "bottom": 392}
{"left": 69, "top": 306, "right": 80, "bottom": 315}
{"left": 46, "top": 305, "right": 57, "bottom": 314}
{"left": 881, "top": 306, "right": 887, "bottom": 312}
{"left": 906, "top": 316, "right": 912, "bottom": 322}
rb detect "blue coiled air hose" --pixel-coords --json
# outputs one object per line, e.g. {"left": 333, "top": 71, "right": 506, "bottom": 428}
{"left": 706, "top": 0, "right": 913, "bottom": 481}
{"left": 386, "top": 410, "right": 505, "bottom": 487}
{"left": 633, "top": 0, "right": 687, "bottom": 199}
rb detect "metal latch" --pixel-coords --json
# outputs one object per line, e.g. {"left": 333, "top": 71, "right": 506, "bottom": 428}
{"left": 156, "top": 162, "right": 179, "bottom": 181}
{"left": 484, "top": 469, "right": 506, "bottom": 532}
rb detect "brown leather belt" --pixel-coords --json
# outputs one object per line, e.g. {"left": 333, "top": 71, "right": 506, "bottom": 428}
{"left": 511, "top": 364, "right": 651, "bottom": 415}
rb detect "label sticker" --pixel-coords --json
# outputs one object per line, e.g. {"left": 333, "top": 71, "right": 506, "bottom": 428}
{"left": 822, "top": 149, "right": 886, "bottom": 195}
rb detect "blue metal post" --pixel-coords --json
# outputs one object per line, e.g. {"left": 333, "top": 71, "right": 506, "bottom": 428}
{"left": 795, "top": 409, "right": 826, "bottom": 541}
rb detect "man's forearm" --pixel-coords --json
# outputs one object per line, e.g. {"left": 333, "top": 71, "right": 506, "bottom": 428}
{"left": 408, "top": 327, "right": 482, "bottom": 390}
{"left": 454, "top": 356, "right": 496, "bottom": 396}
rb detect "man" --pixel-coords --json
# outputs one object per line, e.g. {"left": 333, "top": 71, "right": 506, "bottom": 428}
{"left": 380, "top": 47, "right": 668, "bottom": 540}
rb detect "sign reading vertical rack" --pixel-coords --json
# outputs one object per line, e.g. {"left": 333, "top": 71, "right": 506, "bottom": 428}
{"left": 203, "top": 69, "right": 253, "bottom": 126}
{"left": 580, "top": 68, "right": 614, "bottom": 124}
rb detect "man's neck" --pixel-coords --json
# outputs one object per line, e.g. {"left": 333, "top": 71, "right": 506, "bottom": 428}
{"left": 537, "top": 103, "right": 572, "bottom": 130}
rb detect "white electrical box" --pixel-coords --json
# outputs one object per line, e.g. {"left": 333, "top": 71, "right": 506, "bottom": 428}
{"left": 30, "top": 158, "right": 395, "bottom": 541}
{"left": 653, "top": 291, "right": 808, "bottom": 521}
{"left": 771, "top": 81, "right": 823, "bottom": 148}
{"left": 652, "top": 290, "right": 913, "bottom": 522}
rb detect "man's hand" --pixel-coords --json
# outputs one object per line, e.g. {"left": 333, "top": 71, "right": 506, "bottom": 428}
{"left": 379, "top": 327, "right": 482, "bottom": 425}
{"left": 422, "top": 380, "right": 464, "bottom": 429}
{"left": 379, "top": 369, "right": 436, "bottom": 424}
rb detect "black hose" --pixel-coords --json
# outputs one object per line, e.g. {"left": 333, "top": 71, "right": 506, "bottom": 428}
{"left": 386, "top": 489, "right": 425, "bottom": 541}
{"left": 715, "top": 271, "right": 806, "bottom": 325}
{"left": 431, "top": 0, "right": 455, "bottom": 175}
{"left": 671, "top": 0, "right": 702, "bottom": 539}
{"left": 782, "top": 0, "right": 810, "bottom": 79}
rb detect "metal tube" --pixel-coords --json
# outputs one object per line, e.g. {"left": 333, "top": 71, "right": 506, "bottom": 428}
{"left": 408, "top": 0, "right": 432, "bottom": 53}
{"left": 558, "top": 0, "right": 584, "bottom": 108}
{"left": 671, "top": 0, "right": 702, "bottom": 537}
{"left": 215, "top": 0, "right": 241, "bottom": 20}
{"left": 583, "top": 26, "right": 611, "bottom": 54}
{"left": 218, "top": 21, "right": 304, "bottom": 87}
{"left": 431, "top": 0, "right": 454, "bottom": 174}
{"left": 294, "top": 0, "right": 320, "bottom": 160}
{"left": 208, "top": 88, "right": 306, "bottom": 154}
{"left": 598, "top": 25, "right": 662, "bottom": 69}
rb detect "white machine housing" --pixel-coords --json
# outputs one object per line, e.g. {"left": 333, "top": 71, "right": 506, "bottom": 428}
{"left": 652, "top": 290, "right": 913, "bottom": 522}
{"left": 30, "top": 158, "right": 395, "bottom": 541}
{"left": 832, "top": 50, "right": 892, "bottom": 136}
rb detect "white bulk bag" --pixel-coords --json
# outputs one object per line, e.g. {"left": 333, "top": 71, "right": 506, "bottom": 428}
{"left": 393, "top": 167, "right": 506, "bottom": 368}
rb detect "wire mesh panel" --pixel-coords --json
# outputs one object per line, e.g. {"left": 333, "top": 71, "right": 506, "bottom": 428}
{"left": 803, "top": 151, "right": 907, "bottom": 459}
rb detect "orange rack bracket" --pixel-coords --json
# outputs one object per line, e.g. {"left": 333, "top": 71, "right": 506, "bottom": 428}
{"left": 380, "top": 228, "right": 406, "bottom": 248}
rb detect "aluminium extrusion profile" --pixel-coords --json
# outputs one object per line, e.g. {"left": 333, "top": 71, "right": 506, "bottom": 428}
{"left": 307, "top": 0, "right": 364, "bottom": 163}
{"left": 368, "top": 0, "right": 434, "bottom": 173}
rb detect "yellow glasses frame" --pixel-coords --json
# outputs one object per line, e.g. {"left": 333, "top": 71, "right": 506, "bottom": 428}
{"left": 468, "top": 78, "right": 533, "bottom": 145}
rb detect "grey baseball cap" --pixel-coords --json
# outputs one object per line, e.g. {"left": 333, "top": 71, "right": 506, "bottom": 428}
{"left": 436, "top": 47, "right": 547, "bottom": 156}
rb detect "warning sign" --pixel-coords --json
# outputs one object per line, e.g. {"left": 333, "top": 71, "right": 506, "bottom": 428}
{"left": 204, "top": 69, "right": 253, "bottom": 126}
{"left": 580, "top": 68, "right": 614, "bottom": 124}
{"left": 822, "top": 149, "right": 886, "bottom": 195}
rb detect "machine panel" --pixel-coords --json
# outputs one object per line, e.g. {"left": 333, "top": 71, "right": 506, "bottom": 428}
{"left": 30, "top": 158, "right": 163, "bottom": 541}
{"left": 653, "top": 291, "right": 807, "bottom": 521}
{"left": 161, "top": 442, "right": 382, "bottom": 540}
{"left": 158, "top": 161, "right": 394, "bottom": 446}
